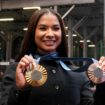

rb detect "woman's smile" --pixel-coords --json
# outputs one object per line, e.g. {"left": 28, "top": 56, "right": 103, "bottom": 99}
{"left": 42, "top": 40, "right": 56, "bottom": 46}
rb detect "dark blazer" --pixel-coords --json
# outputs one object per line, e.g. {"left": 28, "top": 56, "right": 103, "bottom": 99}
{"left": 94, "top": 83, "right": 105, "bottom": 105}
{"left": 0, "top": 60, "right": 94, "bottom": 105}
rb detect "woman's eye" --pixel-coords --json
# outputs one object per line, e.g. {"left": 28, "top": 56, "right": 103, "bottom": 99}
{"left": 39, "top": 27, "right": 46, "bottom": 31}
{"left": 53, "top": 27, "right": 60, "bottom": 31}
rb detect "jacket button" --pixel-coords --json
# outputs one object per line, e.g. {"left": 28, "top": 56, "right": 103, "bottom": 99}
{"left": 55, "top": 85, "right": 59, "bottom": 90}
{"left": 52, "top": 69, "right": 56, "bottom": 74}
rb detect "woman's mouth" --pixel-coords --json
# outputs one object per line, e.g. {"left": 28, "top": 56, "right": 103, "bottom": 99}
{"left": 43, "top": 40, "right": 56, "bottom": 46}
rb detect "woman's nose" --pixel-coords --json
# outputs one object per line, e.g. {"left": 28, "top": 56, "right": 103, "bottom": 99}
{"left": 46, "top": 29, "right": 54, "bottom": 37}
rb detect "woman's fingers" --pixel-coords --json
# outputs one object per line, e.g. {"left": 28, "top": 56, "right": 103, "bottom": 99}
{"left": 21, "top": 55, "right": 34, "bottom": 65}
{"left": 98, "top": 56, "right": 105, "bottom": 71}
{"left": 16, "top": 55, "right": 35, "bottom": 90}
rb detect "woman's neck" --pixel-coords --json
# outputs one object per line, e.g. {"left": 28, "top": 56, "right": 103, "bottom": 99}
{"left": 36, "top": 49, "right": 56, "bottom": 55}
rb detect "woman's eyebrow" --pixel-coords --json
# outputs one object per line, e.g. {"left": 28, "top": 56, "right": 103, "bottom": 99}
{"left": 37, "top": 24, "right": 46, "bottom": 27}
{"left": 38, "top": 24, "right": 60, "bottom": 27}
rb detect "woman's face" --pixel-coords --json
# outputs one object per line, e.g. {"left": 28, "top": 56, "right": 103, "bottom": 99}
{"left": 35, "top": 13, "right": 62, "bottom": 53}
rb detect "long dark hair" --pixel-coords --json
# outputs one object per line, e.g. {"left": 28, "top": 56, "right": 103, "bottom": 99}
{"left": 16, "top": 8, "right": 68, "bottom": 61}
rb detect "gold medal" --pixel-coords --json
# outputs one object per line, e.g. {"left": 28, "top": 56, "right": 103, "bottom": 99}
{"left": 25, "top": 63, "right": 47, "bottom": 87}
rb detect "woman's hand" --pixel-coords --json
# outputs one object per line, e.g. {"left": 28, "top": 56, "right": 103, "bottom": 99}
{"left": 87, "top": 56, "right": 105, "bottom": 84}
{"left": 98, "top": 56, "right": 105, "bottom": 71}
{"left": 16, "top": 55, "right": 34, "bottom": 90}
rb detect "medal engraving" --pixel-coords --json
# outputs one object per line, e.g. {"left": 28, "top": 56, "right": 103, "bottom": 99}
{"left": 31, "top": 70, "right": 42, "bottom": 80}
{"left": 25, "top": 63, "right": 47, "bottom": 87}
{"left": 93, "top": 68, "right": 103, "bottom": 78}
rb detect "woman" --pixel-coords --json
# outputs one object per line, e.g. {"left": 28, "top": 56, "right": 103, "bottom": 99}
{"left": 0, "top": 8, "right": 94, "bottom": 105}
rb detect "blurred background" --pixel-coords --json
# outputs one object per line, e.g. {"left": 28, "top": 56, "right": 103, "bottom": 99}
{"left": 0, "top": 0, "right": 104, "bottom": 81}
{"left": 0, "top": 0, "right": 104, "bottom": 98}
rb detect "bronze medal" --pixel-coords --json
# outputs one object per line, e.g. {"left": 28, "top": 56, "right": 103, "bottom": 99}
{"left": 87, "top": 63, "right": 104, "bottom": 84}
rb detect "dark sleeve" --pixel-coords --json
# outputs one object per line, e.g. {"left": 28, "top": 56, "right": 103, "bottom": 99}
{"left": 7, "top": 85, "right": 31, "bottom": 105}
{"left": 0, "top": 64, "right": 16, "bottom": 105}
{"left": 80, "top": 72, "right": 94, "bottom": 105}
{"left": 0, "top": 63, "right": 31, "bottom": 105}
{"left": 94, "top": 83, "right": 105, "bottom": 105}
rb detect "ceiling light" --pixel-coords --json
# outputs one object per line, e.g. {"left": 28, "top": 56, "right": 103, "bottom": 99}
{"left": 66, "top": 34, "right": 69, "bottom": 37}
{"left": 23, "top": 6, "right": 41, "bottom": 10}
{"left": 72, "top": 34, "right": 77, "bottom": 37}
{"left": 66, "top": 34, "right": 77, "bottom": 37}
{"left": 80, "top": 40, "right": 91, "bottom": 42}
{"left": 88, "top": 45, "right": 95, "bottom": 47}
{"left": 65, "top": 26, "right": 68, "bottom": 30}
{"left": 23, "top": 28, "right": 27, "bottom": 31}
{"left": 87, "top": 40, "right": 91, "bottom": 42}
{"left": 0, "top": 18, "right": 14, "bottom": 21}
